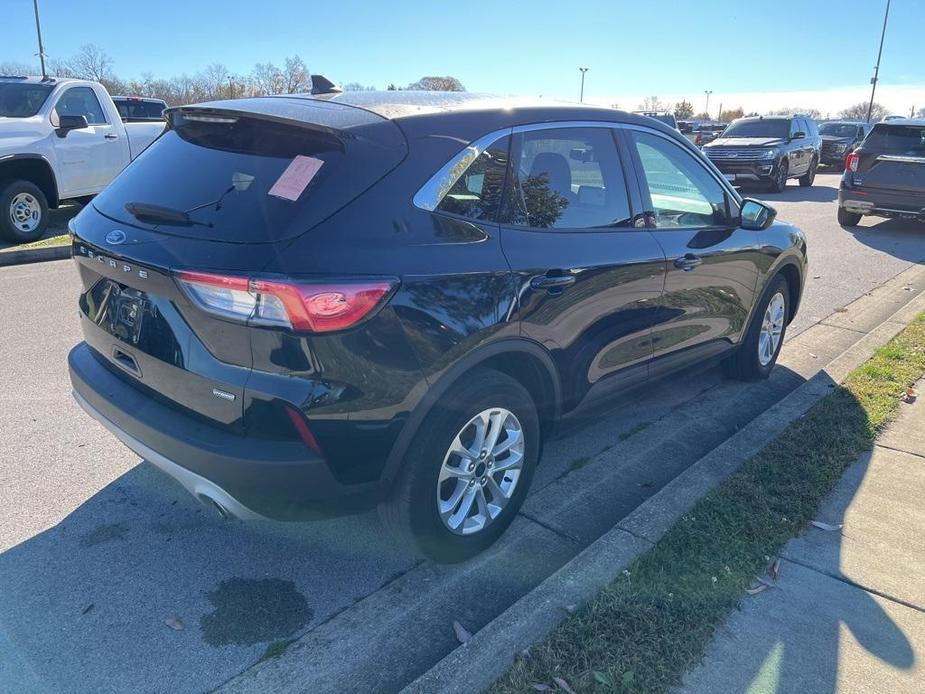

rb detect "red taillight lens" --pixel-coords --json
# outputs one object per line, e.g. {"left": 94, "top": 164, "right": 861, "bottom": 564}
{"left": 176, "top": 271, "right": 396, "bottom": 333}
{"left": 845, "top": 152, "right": 860, "bottom": 172}
{"left": 695, "top": 133, "right": 702, "bottom": 145}
{"left": 285, "top": 405, "right": 324, "bottom": 456}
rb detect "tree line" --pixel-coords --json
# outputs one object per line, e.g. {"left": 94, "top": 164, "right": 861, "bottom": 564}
{"left": 0, "top": 44, "right": 465, "bottom": 106}
{"left": 642, "top": 96, "right": 909, "bottom": 123}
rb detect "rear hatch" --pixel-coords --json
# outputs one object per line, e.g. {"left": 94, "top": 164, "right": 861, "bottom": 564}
{"left": 72, "top": 97, "right": 407, "bottom": 430}
{"left": 853, "top": 122, "right": 925, "bottom": 193}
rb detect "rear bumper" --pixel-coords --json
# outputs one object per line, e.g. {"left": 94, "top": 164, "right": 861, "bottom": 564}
{"left": 68, "top": 342, "right": 382, "bottom": 520}
{"left": 838, "top": 184, "right": 925, "bottom": 221}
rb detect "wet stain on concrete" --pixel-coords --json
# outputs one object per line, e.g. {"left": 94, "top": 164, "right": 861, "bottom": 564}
{"left": 200, "top": 577, "right": 312, "bottom": 647}
{"left": 80, "top": 522, "right": 129, "bottom": 547}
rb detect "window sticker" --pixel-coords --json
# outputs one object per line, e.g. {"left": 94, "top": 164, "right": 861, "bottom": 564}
{"left": 268, "top": 155, "right": 324, "bottom": 201}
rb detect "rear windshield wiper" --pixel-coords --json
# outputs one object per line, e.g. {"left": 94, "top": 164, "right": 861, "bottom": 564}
{"left": 124, "top": 202, "right": 212, "bottom": 227}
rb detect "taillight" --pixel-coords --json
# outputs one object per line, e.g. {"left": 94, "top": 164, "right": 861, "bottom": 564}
{"left": 845, "top": 152, "right": 860, "bottom": 172}
{"left": 176, "top": 271, "right": 396, "bottom": 333}
{"left": 285, "top": 405, "right": 325, "bottom": 456}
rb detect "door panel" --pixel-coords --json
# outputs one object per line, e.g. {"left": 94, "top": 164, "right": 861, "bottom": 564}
{"left": 626, "top": 128, "right": 760, "bottom": 361}
{"left": 500, "top": 125, "right": 666, "bottom": 408}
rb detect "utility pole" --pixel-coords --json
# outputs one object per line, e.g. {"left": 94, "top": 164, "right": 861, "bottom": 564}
{"left": 32, "top": 0, "right": 47, "bottom": 79}
{"left": 867, "top": 0, "right": 891, "bottom": 123}
{"left": 717, "top": 102, "right": 723, "bottom": 122}
{"left": 704, "top": 90, "right": 713, "bottom": 118}
{"left": 579, "top": 67, "right": 588, "bottom": 103}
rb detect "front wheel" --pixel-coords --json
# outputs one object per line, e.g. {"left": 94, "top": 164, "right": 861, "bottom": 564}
{"left": 798, "top": 156, "right": 817, "bottom": 187}
{"left": 837, "top": 207, "right": 862, "bottom": 227}
{"left": 0, "top": 179, "right": 49, "bottom": 244}
{"left": 724, "top": 276, "right": 790, "bottom": 381}
{"left": 769, "top": 160, "right": 789, "bottom": 193}
{"left": 380, "top": 368, "right": 540, "bottom": 563}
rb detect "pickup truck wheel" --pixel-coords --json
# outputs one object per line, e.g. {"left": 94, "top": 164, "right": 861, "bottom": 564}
{"left": 799, "top": 156, "right": 817, "bottom": 187}
{"left": 770, "top": 160, "right": 788, "bottom": 193}
{"left": 379, "top": 368, "right": 539, "bottom": 563}
{"left": 0, "top": 179, "right": 49, "bottom": 244}
{"left": 837, "top": 207, "right": 862, "bottom": 227}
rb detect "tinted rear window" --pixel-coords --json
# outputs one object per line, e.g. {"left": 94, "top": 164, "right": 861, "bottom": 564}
{"left": 92, "top": 109, "right": 406, "bottom": 243}
{"left": 116, "top": 100, "right": 166, "bottom": 120}
{"left": 864, "top": 124, "right": 925, "bottom": 154}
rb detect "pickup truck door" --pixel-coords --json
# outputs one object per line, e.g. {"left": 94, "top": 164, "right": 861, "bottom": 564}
{"left": 52, "top": 86, "right": 129, "bottom": 196}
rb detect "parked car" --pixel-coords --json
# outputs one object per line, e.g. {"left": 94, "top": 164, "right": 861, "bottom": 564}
{"left": 0, "top": 76, "right": 165, "bottom": 243}
{"left": 680, "top": 120, "right": 726, "bottom": 147}
{"left": 819, "top": 120, "right": 871, "bottom": 168}
{"left": 67, "top": 92, "right": 806, "bottom": 562}
{"left": 111, "top": 96, "right": 168, "bottom": 122}
{"left": 837, "top": 119, "right": 925, "bottom": 226}
{"left": 703, "top": 115, "right": 821, "bottom": 192}
{"left": 634, "top": 110, "right": 678, "bottom": 130}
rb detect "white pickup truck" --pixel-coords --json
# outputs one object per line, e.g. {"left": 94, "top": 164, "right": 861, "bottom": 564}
{"left": 0, "top": 76, "right": 166, "bottom": 243}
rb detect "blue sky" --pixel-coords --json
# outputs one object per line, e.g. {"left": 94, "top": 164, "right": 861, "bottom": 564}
{"left": 4, "top": 0, "right": 923, "bottom": 114}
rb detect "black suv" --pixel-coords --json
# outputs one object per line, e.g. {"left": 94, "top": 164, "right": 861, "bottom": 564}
{"left": 703, "top": 115, "right": 822, "bottom": 192}
{"left": 67, "top": 93, "right": 806, "bottom": 561}
{"left": 819, "top": 120, "right": 872, "bottom": 168}
{"left": 838, "top": 119, "right": 925, "bottom": 226}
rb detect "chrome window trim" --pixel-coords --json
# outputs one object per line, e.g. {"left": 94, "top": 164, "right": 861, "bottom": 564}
{"left": 412, "top": 119, "right": 739, "bottom": 213}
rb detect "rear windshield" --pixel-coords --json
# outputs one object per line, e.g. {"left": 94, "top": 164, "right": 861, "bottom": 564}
{"left": 722, "top": 119, "right": 789, "bottom": 139}
{"left": 92, "top": 109, "right": 405, "bottom": 243}
{"left": 864, "top": 124, "right": 925, "bottom": 154}
{"left": 0, "top": 82, "right": 53, "bottom": 117}
{"left": 115, "top": 99, "right": 166, "bottom": 120}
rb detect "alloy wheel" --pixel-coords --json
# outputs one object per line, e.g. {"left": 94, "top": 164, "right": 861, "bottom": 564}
{"left": 436, "top": 407, "right": 524, "bottom": 535}
{"left": 758, "top": 292, "right": 786, "bottom": 366}
{"left": 9, "top": 192, "right": 42, "bottom": 233}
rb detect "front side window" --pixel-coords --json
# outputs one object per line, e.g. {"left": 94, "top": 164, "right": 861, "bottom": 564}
{"left": 629, "top": 130, "right": 729, "bottom": 229}
{"left": 507, "top": 127, "right": 632, "bottom": 229}
{"left": 55, "top": 87, "right": 107, "bottom": 125}
{"left": 436, "top": 136, "right": 510, "bottom": 221}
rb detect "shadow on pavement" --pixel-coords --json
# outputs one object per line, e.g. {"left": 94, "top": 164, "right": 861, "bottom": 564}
{"left": 841, "top": 218, "right": 925, "bottom": 264}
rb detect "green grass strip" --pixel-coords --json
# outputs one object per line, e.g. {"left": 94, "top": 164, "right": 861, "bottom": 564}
{"left": 0, "top": 233, "right": 70, "bottom": 251}
{"left": 494, "top": 313, "right": 925, "bottom": 693}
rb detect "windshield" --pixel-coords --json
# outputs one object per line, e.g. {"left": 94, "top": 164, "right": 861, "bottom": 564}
{"left": 865, "top": 124, "right": 925, "bottom": 154}
{"left": 820, "top": 123, "right": 860, "bottom": 138}
{"left": 721, "top": 119, "right": 789, "bottom": 139}
{"left": 0, "top": 82, "right": 53, "bottom": 118}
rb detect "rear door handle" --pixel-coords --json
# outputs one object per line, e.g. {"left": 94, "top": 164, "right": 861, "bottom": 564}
{"left": 104, "top": 133, "right": 118, "bottom": 140}
{"left": 673, "top": 254, "right": 702, "bottom": 271}
{"left": 530, "top": 273, "right": 576, "bottom": 290}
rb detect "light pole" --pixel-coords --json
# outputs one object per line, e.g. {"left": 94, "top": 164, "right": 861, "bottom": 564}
{"left": 703, "top": 90, "right": 713, "bottom": 119}
{"left": 32, "top": 0, "right": 47, "bottom": 79}
{"left": 867, "top": 0, "right": 891, "bottom": 123}
{"left": 579, "top": 67, "right": 588, "bottom": 103}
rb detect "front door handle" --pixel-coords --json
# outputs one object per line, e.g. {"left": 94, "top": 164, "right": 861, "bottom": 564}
{"left": 104, "top": 133, "right": 118, "bottom": 140}
{"left": 530, "top": 273, "right": 576, "bottom": 290}
{"left": 673, "top": 254, "right": 702, "bottom": 271}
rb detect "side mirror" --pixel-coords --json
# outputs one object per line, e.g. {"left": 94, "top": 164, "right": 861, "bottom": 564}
{"left": 790, "top": 131, "right": 806, "bottom": 140}
{"left": 740, "top": 198, "right": 777, "bottom": 231}
{"left": 56, "top": 114, "right": 89, "bottom": 137}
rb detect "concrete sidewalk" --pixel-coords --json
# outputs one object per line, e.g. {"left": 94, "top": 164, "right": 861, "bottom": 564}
{"left": 679, "top": 380, "right": 925, "bottom": 694}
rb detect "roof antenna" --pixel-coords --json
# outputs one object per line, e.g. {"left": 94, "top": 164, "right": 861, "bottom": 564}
{"left": 33, "top": 0, "right": 48, "bottom": 79}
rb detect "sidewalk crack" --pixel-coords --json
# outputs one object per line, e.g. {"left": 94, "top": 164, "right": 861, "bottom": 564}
{"left": 518, "top": 511, "right": 584, "bottom": 545}
{"left": 781, "top": 556, "right": 925, "bottom": 615}
{"left": 874, "top": 443, "right": 925, "bottom": 462}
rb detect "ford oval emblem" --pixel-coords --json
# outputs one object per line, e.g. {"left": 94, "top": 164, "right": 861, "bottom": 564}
{"left": 105, "top": 229, "right": 126, "bottom": 245}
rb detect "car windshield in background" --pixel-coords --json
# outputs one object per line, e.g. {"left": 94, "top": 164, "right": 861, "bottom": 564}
{"left": 820, "top": 123, "right": 860, "bottom": 138}
{"left": 0, "top": 82, "right": 53, "bottom": 117}
{"left": 865, "top": 124, "right": 925, "bottom": 154}
{"left": 722, "top": 119, "right": 789, "bottom": 139}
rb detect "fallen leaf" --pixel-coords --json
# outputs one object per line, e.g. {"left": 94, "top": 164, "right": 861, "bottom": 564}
{"left": 531, "top": 684, "right": 553, "bottom": 692}
{"left": 81, "top": 603, "right": 94, "bottom": 615}
{"left": 164, "top": 616, "right": 184, "bottom": 631}
{"left": 768, "top": 558, "right": 782, "bottom": 580}
{"left": 811, "top": 520, "right": 843, "bottom": 532}
{"left": 902, "top": 285, "right": 913, "bottom": 291}
{"left": 756, "top": 576, "right": 776, "bottom": 589}
{"left": 900, "top": 387, "right": 917, "bottom": 403}
{"left": 563, "top": 604, "right": 577, "bottom": 614}
{"left": 636, "top": 481, "right": 654, "bottom": 488}
{"left": 592, "top": 670, "right": 613, "bottom": 686}
{"left": 554, "top": 676, "right": 577, "bottom": 694}
{"left": 746, "top": 583, "right": 770, "bottom": 595}
{"left": 453, "top": 620, "right": 472, "bottom": 644}
{"left": 813, "top": 275, "right": 821, "bottom": 279}
{"left": 809, "top": 352, "right": 818, "bottom": 359}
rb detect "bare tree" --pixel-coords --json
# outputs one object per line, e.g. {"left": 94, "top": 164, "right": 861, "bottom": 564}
{"left": 639, "top": 96, "right": 667, "bottom": 112}
{"left": 68, "top": 44, "right": 114, "bottom": 82}
{"left": 769, "top": 105, "right": 822, "bottom": 119}
{"left": 342, "top": 82, "right": 376, "bottom": 91}
{"left": 918, "top": 106, "right": 925, "bottom": 118}
{"left": 407, "top": 76, "right": 465, "bottom": 91}
{"left": 0, "top": 60, "right": 39, "bottom": 76}
{"left": 251, "top": 62, "right": 285, "bottom": 95}
{"left": 719, "top": 107, "right": 745, "bottom": 122}
{"left": 839, "top": 101, "right": 888, "bottom": 121}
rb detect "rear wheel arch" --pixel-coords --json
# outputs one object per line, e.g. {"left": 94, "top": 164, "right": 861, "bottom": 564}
{"left": 380, "top": 339, "right": 561, "bottom": 487}
{"left": 0, "top": 155, "right": 60, "bottom": 207}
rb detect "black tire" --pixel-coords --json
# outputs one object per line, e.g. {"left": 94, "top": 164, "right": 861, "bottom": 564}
{"left": 724, "top": 275, "right": 790, "bottom": 381}
{"left": 0, "top": 178, "right": 49, "bottom": 244}
{"left": 379, "top": 368, "right": 540, "bottom": 563}
{"left": 837, "top": 207, "right": 862, "bottom": 227}
{"left": 769, "top": 159, "right": 788, "bottom": 193}
{"left": 798, "top": 156, "right": 817, "bottom": 187}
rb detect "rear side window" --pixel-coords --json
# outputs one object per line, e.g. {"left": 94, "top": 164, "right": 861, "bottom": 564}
{"left": 55, "top": 87, "right": 107, "bottom": 125}
{"left": 436, "top": 136, "right": 510, "bottom": 221}
{"left": 865, "top": 124, "right": 925, "bottom": 154}
{"left": 116, "top": 100, "right": 166, "bottom": 120}
{"left": 507, "top": 127, "right": 632, "bottom": 229}
{"left": 629, "top": 130, "right": 729, "bottom": 229}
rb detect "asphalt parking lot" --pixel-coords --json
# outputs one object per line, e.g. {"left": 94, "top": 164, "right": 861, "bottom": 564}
{"left": 2, "top": 173, "right": 925, "bottom": 693}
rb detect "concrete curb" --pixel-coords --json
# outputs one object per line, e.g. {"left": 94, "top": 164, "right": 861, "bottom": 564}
{"left": 0, "top": 244, "right": 71, "bottom": 267}
{"left": 404, "top": 287, "right": 925, "bottom": 694}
